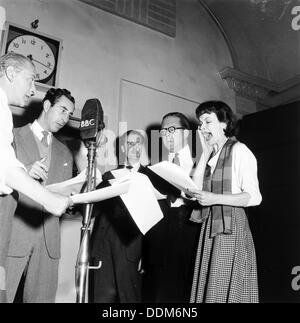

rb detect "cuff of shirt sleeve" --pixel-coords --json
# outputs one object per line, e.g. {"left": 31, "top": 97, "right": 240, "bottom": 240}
{"left": 246, "top": 192, "right": 262, "bottom": 207}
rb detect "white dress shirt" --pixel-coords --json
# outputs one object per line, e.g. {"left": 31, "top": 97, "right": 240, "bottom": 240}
{"left": 168, "top": 144, "right": 194, "bottom": 175}
{"left": 0, "top": 88, "right": 25, "bottom": 195}
{"left": 30, "top": 120, "right": 53, "bottom": 146}
{"left": 168, "top": 144, "right": 194, "bottom": 207}
{"left": 207, "top": 141, "right": 262, "bottom": 207}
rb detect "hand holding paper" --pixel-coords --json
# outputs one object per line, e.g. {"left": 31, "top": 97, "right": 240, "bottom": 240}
{"left": 46, "top": 168, "right": 102, "bottom": 196}
{"left": 186, "top": 188, "right": 216, "bottom": 206}
{"left": 149, "top": 161, "right": 199, "bottom": 195}
{"left": 70, "top": 180, "right": 130, "bottom": 205}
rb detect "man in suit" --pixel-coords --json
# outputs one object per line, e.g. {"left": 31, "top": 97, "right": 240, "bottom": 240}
{"left": 6, "top": 87, "right": 75, "bottom": 303}
{"left": 90, "top": 130, "right": 150, "bottom": 303}
{"left": 90, "top": 129, "right": 149, "bottom": 303}
{"left": 0, "top": 53, "right": 71, "bottom": 303}
{"left": 142, "top": 112, "right": 200, "bottom": 303}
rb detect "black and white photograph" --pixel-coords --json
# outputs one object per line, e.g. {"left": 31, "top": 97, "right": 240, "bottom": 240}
{"left": 0, "top": 0, "right": 299, "bottom": 309}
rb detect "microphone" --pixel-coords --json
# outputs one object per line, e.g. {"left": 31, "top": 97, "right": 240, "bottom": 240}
{"left": 80, "top": 98, "right": 105, "bottom": 141}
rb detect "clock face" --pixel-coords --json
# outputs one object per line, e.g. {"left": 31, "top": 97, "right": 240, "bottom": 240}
{"left": 7, "top": 35, "right": 56, "bottom": 82}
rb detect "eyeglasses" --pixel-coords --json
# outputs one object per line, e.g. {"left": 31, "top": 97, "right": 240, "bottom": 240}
{"left": 126, "top": 139, "right": 142, "bottom": 148}
{"left": 159, "top": 126, "right": 185, "bottom": 137}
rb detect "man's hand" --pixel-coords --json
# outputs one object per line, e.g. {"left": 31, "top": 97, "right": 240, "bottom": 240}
{"left": 43, "top": 191, "right": 73, "bottom": 217}
{"left": 28, "top": 156, "right": 48, "bottom": 182}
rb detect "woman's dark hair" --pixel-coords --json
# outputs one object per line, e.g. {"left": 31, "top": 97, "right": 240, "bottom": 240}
{"left": 195, "top": 100, "right": 237, "bottom": 137}
{"left": 42, "top": 88, "right": 75, "bottom": 106}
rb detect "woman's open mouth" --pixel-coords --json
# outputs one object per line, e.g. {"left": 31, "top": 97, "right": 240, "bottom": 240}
{"left": 203, "top": 132, "right": 212, "bottom": 141}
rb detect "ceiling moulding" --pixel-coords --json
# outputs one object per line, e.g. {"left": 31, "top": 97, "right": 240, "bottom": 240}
{"left": 77, "top": 0, "right": 176, "bottom": 37}
{"left": 219, "top": 67, "right": 300, "bottom": 108}
{"left": 198, "top": 0, "right": 237, "bottom": 68}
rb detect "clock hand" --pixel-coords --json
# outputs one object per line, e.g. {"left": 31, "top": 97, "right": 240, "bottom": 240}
{"left": 30, "top": 57, "right": 52, "bottom": 70}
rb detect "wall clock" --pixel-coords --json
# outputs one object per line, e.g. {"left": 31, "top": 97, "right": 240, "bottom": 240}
{"left": 0, "top": 22, "right": 62, "bottom": 90}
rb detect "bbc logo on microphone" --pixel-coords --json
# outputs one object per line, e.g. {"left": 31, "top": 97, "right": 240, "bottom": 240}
{"left": 80, "top": 119, "right": 95, "bottom": 128}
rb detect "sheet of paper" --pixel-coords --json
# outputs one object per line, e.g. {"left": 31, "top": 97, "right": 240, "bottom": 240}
{"left": 110, "top": 172, "right": 166, "bottom": 200}
{"left": 119, "top": 173, "right": 164, "bottom": 235}
{"left": 110, "top": 168, "right": 131, "bottom": 179}
{"left": 46, "top": 168, "right": 102, "bottom": 196}
{"left": 70, "top": 181, "right": 130, "bottom": 205}
{"left": 151, "top": 187, "right": 167, "bottom": 200}
{"left": 149, "top": 161, "right": 199, "bottom": 195}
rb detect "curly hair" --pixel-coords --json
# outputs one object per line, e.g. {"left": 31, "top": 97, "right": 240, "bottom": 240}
{"left": 195, "top": 100, "right": 237, "bottom": 137}
{"left": 42, "top": 88, "right": 75, "bottom": 106}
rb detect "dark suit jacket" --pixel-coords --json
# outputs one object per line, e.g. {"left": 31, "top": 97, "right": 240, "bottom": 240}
{"left": 90, "top": 165, "right": 180, "bottom": 261}
{"left": 8, "top": 124, "right": 73, "bottom": 259}
{"left": 91, "top": 166, "right": 145, "bottom": 262}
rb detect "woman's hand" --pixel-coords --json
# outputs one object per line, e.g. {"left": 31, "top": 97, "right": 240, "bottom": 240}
{"left": 198, "top": 129, "right": 213, "bottom": 159}
{"left": 187, "top": 188, "right": 217, "bottom": 206}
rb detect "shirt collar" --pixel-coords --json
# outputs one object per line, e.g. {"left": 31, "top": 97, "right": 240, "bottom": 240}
{"left": 30, "top": 120, "right": 52, "bottom": 144}
{"left": 177, "top": 144, "right": 191, "bottom": 159}
{"left": 207, "top": 140, "right": 227, "bottom": 167}
{"left": 0, "top": 87, "right": 9, "bottom": 109}
{"left": 169, "top": 144, "right": 191, "bottom": 160}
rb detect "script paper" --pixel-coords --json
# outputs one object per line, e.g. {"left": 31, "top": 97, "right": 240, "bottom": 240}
{"left": 46, "top": 168, "right": 102, "bottom": 196}
{"left": 70, "top": 181, "right": 130, "bottom": 205}
{"left": 149, "top": 161, "right": 198, "bottom": 195}
{"left": 118, "top": 172, "right": 164, "bottom": 235}
{"left": 109, "top": 171, "right": 166, "bottom": 201}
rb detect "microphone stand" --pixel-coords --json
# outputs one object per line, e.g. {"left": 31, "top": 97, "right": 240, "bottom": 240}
{"left": 75, "top": 140, "right": 101, "bottom": 303}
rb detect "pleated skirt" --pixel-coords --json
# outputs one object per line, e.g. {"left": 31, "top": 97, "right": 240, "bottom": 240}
{"left": 190, "top": 208, "right": 259, "bottom": 303}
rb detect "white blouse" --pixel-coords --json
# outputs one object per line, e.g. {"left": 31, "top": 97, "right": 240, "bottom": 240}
{"left": 207, "top": 141, "right": 262, "bottom": 207}
{"left": 0, "top": 88, "right": 25, "bottom": 195}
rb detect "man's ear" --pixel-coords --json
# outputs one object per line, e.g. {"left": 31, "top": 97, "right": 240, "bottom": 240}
{"left": 5, "top": 66, "right": 15, "bottom": 83}
{"left": 43, "top": 99, "right": 51, "bottom": 112}
{"left": 183, "top": 129, "right": 189, "bottom": 140}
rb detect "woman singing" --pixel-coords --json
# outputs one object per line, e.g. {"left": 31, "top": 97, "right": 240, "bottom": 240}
{"left": 188, "top": 100, "right": 262, "bottom": 303}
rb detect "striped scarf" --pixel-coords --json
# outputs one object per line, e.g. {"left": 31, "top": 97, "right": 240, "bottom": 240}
{"left": 190, "top": 137, "right": 238, "bottom": 237}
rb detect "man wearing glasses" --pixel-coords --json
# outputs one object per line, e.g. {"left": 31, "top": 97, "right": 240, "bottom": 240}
{"left": 143, "top": 112, "right": 200, "bottom": 303}
{"left": 90, "top": 130, "right": 147, "bottom": 303}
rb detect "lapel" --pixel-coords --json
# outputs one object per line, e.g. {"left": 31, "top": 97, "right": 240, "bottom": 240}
{"left": 14, "top": 124, "right": 40, "bottom": 163}
{"left": 137, "top": 165, "right": 145, "bottom": 173}
{"left": 102, "top": 170, "right": 115, "bottom": 182}
{"left": 46, "top": 136, "right": 67, "bottom": 185}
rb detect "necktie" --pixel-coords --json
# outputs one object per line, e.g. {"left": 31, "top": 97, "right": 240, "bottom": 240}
{"left": 167, "top": 153, "right": 181, "bottom": 205}
{"left": 172, "top": 153, "right": 180, "bottom": 166}
{"left": 41, "top": 130, "right": 49, "bottom": 147}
